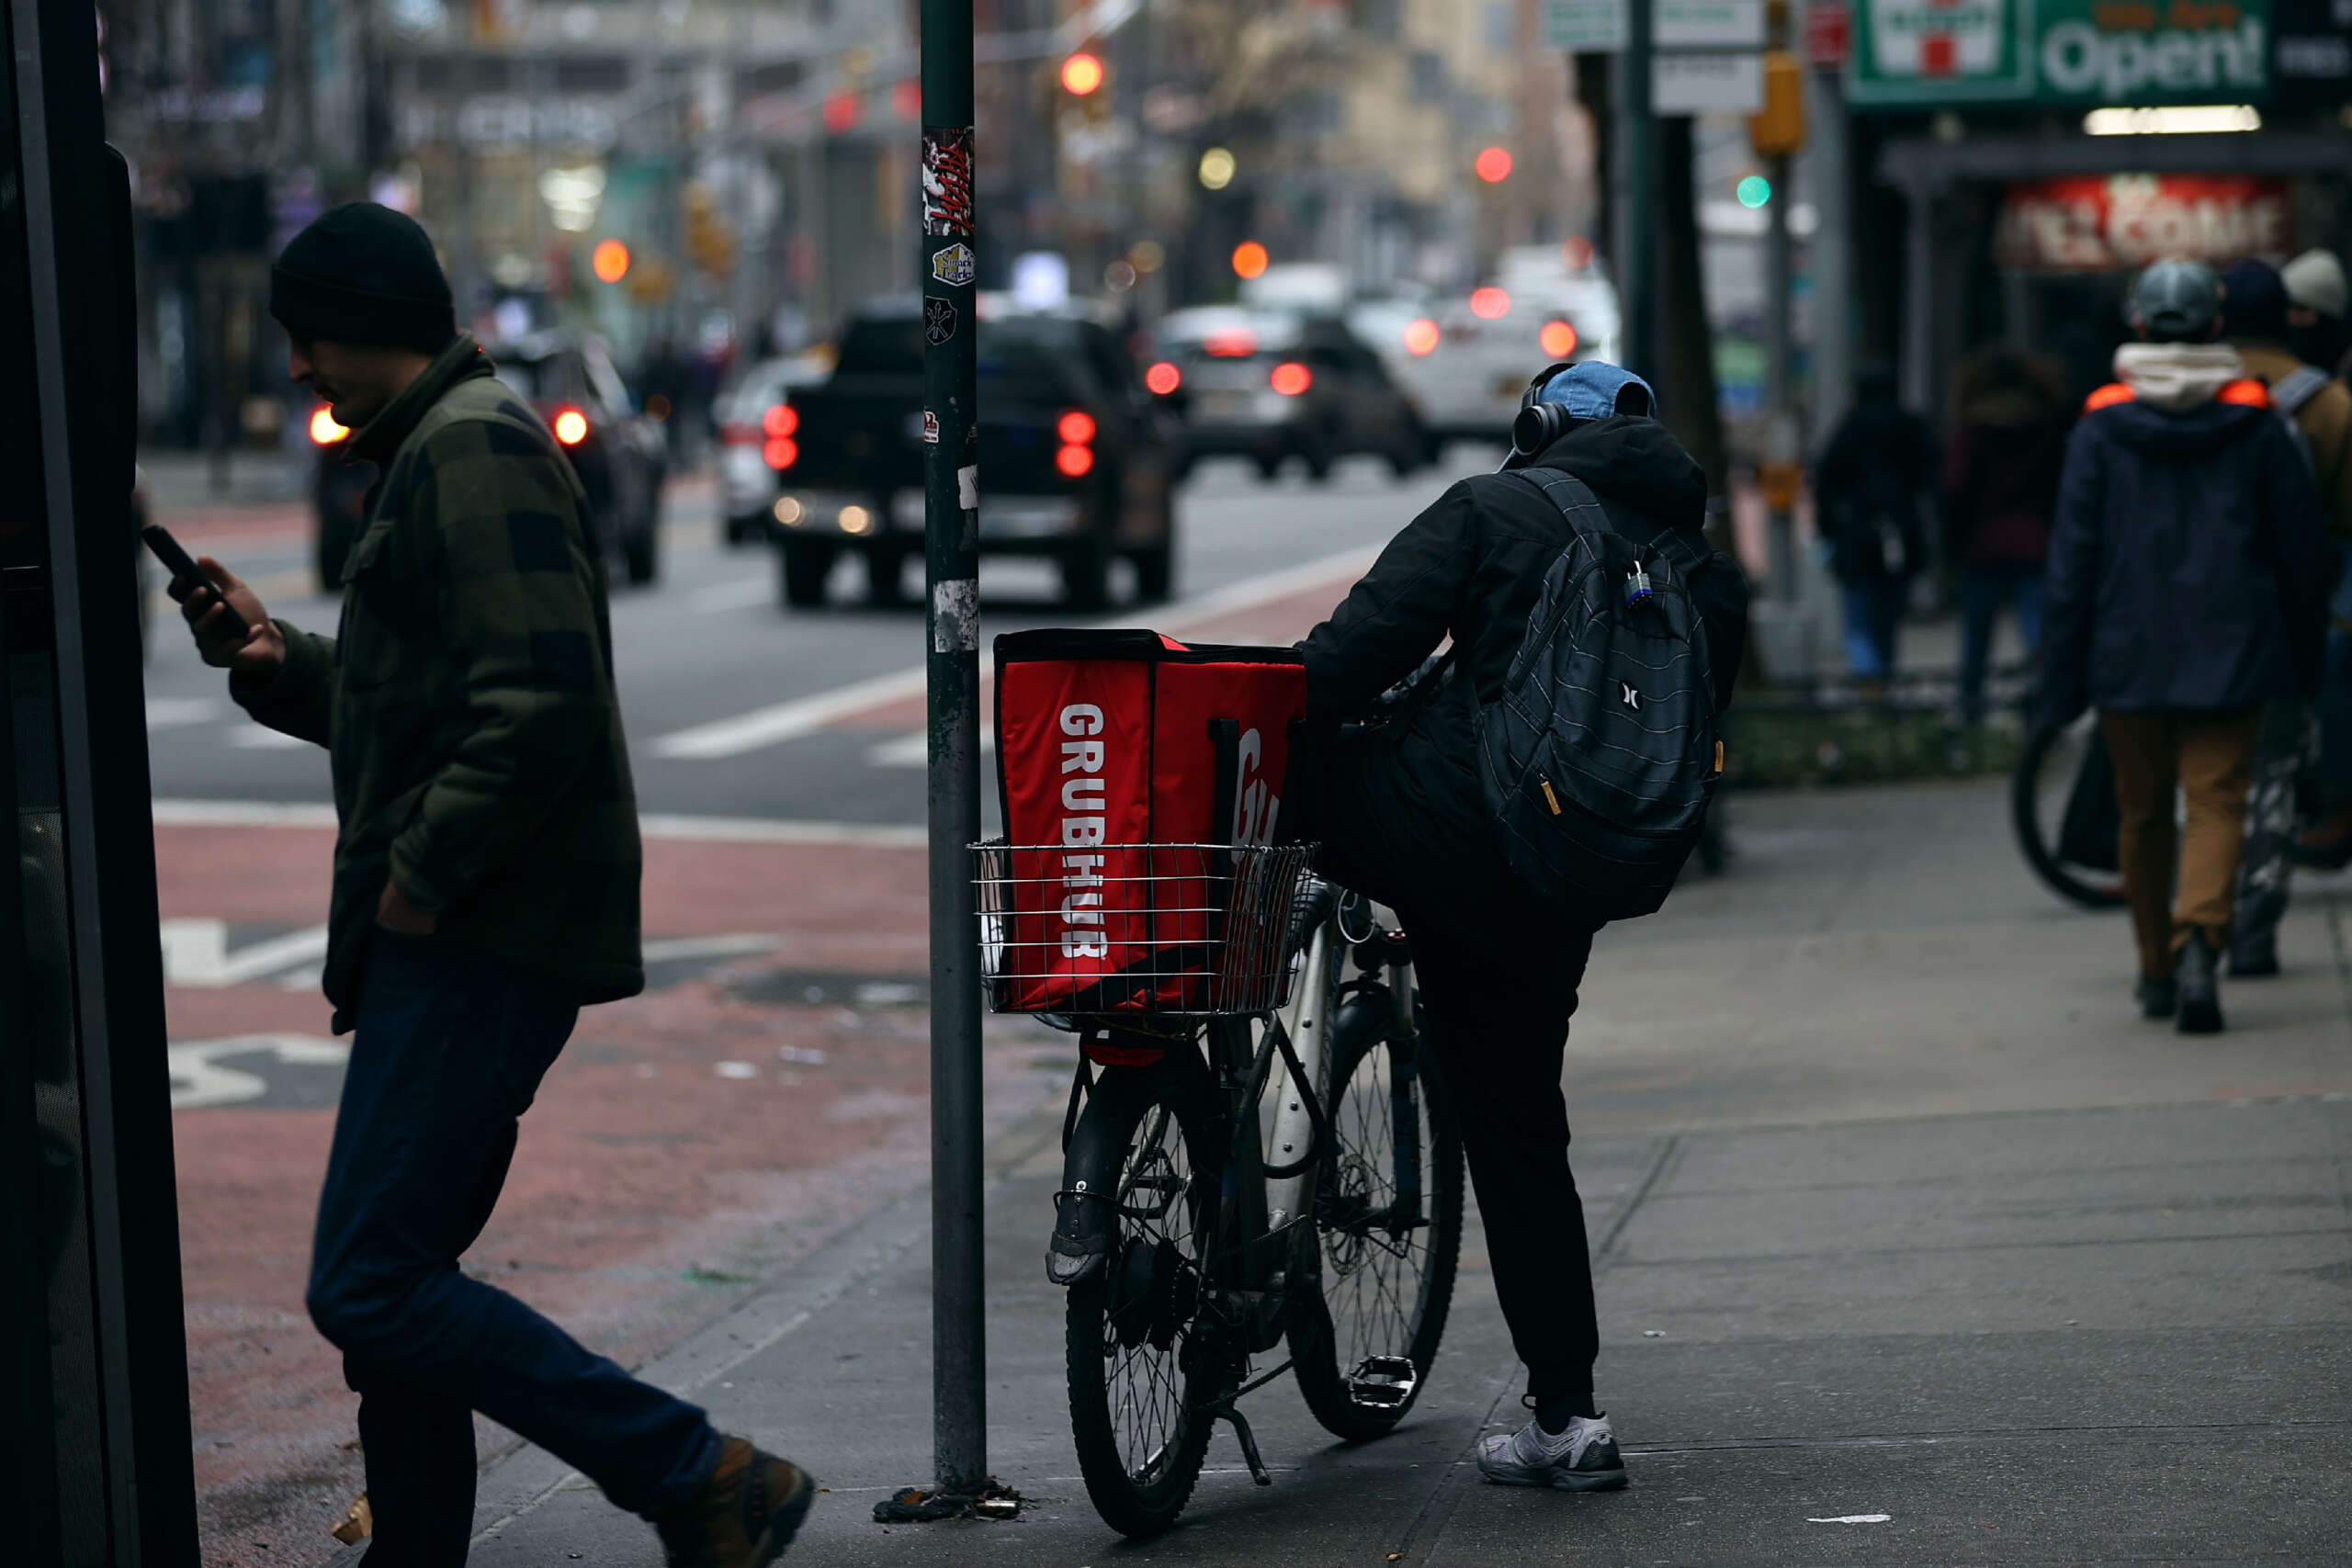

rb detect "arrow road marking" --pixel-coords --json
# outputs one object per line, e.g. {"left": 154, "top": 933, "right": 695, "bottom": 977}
{"left": 168, "top": 1034, "right": 349, "bottom": 1110}
{"left": 160, "top": 919, "right": 331, "bottom": 987}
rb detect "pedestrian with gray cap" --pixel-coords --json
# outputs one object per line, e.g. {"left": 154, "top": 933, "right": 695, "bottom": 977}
{"left": 2041, "top": 259, "right": 2335, "bottom": 1034}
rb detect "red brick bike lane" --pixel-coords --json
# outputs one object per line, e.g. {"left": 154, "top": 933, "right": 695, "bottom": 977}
{"left": 160, "top": 820, "right": 1062, "bottom": 1567}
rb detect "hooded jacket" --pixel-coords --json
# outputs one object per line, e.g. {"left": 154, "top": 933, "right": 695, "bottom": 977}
{"left": 2041, "top": 343, "right": 2335, "bottom": 724}
{"left": 1298, "top": 419, "right": 1748, "bottom": 918}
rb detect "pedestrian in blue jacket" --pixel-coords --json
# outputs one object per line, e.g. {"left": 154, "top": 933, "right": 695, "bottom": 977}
{"left": 2041, "top": 259, "right": 2335, "bottom": 1033}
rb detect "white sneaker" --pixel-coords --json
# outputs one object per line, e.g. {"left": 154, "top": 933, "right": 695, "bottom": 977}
{"left": 1476, "top": 1412, "right": 1628, "bottom": 1491}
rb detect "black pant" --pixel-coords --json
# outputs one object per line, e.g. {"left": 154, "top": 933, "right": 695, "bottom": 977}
{"left": 310, "top": 930, "right": 721, "bottom": 1563}
{"left": 1406, "top": 907, "right": 1600, "bottom": 1405}
{"left": 1303, "top": 721, "right": 1605, "bottom": 1401}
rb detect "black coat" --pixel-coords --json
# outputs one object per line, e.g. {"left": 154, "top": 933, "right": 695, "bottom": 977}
{"left": 1814, "top": 403, "right": 1937, "bottom": 583}
{"left": 1297, "top": 419, "right": 1749, "bottom": 919}
{"left": 2041, "top": 396, "right": 2334, "bottom": 724}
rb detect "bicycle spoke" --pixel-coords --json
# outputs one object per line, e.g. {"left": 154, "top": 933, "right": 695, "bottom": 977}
{"left": 1098, "top": 1101, "right": 1199, "bottom": 1485}
{"left": 1319, "top": 1038, "right": 1440, "bottom": 1372}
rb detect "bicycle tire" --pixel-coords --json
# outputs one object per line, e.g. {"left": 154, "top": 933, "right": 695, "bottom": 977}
{"left": 1290, "top": 983, "right": 1464, "bottom": 1441}
{"left": 2011, "top": 719, "right": 2128, "bottom": 910}
{"left": 1065, "top": 1062, "right": 1224, "bottom": 1538}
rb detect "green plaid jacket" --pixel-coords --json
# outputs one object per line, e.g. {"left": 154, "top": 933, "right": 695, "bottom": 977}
{"left": 237, "top": 333, "right": 643, "bottom": 1024}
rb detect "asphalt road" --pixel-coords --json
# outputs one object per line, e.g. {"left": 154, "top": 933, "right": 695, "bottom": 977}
{"left": 141, "top": 452, "right": 1494, "bottom": 824}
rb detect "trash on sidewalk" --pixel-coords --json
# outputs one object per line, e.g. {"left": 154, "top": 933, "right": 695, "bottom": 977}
{"left": 329, "top": 1492, "right": 373, "bottom": 1544}
{"left": 871, "top": 1477, "right": 1024, "bottom": 1523}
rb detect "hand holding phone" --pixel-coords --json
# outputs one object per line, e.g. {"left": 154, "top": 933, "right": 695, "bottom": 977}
{"left": 143, "top": 525, "right": 283, "bottom": 678}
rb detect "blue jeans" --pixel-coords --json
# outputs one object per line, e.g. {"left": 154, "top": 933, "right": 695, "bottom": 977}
{"left": 1838, "top": 579, "right": 1908, "bottom": 682}
{"left": 1957, "top": 567, "right": 2045, "bottom": 725}
{"left": 308, "top": 929, "right": 720, "bottom": 1562}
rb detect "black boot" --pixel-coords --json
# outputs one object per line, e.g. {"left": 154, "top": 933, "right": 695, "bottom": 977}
{"left": 2177, "top": 930, "right": 2223, "bottom": 1034}
{"left": 2227, "top": 933, "right": 2279, "bottom": 978}
{"left": 2135, "top": 976, "right": 2177, "bottom": 1020}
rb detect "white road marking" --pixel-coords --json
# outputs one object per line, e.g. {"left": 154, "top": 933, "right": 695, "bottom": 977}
{"left": 863, "top": 728, "right": 994, "bottom": 769}
{"left": 147, "top": 697, "right": 225, "bottom": 730}
{"left": 167, "top": 1034, "right": 349, "bottom": 1110}
{"left": 228, "top": 722, "right": 312, "bottom": 750}
{"left": 649, "top": 665, "right": 932, "bottom": 759}
{"left": 775, "top": 545, "right": 1374, "bottom": 771}
{"left": 1806, "top": 1515, "right": 1892, "bottom": 1524}
{"left": 151, "top": 799, "right": 929, "bottom": 848}
{"left": 160, "top": 919, "right": 330, "bottom": 987}
{"left": 639, "top": 933, "right": 782, "bottom": 964}
{"left": 683, "top": 579, "right": 775, "bottom": 614}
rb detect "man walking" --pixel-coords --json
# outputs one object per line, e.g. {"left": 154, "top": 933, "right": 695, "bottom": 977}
{"left": 2041, "top": 260, "right": 2333, "bottom": 1034}
{"left": 1301, "top": 363, "right": 1748, "bottom": 1490}
{"left": 2216, "top": 259, "right": 2352, "bottom": 976}
{"left": 172, "top": 202, "right": 810, "bottom": 1566}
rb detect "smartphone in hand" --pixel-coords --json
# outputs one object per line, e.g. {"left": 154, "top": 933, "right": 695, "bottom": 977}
{"left": 141, "top": 524, "right": 235, "bottom": 626}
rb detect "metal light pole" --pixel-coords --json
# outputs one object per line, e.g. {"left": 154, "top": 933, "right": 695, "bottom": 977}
{"left": 919, "top": 0, "right": 988, "bottom": 1494}
{"left": 1620, "top": 0, "right": 1656, "bottom": 374}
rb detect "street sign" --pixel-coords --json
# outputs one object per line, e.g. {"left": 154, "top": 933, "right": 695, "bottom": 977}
{"left": 1544, "top": 0, "right": 1766, "bottom": 51}
{"left": 1804, "top": 0, "right": 1852, "bottom": 68}
{"left": 1848, "top": 0, "right": 2275, "bottom": 108}
{"left": 1656, "top": 51, "right": 1769, "bottom": 111}
{"left": 1659, "top": 0, "right": 1767, "bottom": 47}
{"left": 1545, "top": 0, "right": 1628, "bottom": 52}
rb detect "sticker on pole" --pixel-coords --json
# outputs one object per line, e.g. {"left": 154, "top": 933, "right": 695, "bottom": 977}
{"left": 922, "top": 410, "right": 940, "bottom": 443}
{"left": 923, "top": 296, "right": 959, "bottom": 345}
{"left": 932, "top": 243, "right": 976, "bottom": 288}
{"left": 922, "top": 126, "right": 976, "bottom": 237}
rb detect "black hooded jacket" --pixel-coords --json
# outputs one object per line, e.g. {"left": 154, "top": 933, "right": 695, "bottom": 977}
{"left": 1297, "top": 418, "right": 1748, "bottom": 918}
{"left": 2042, "top": 391, "right": 2333, "bottom": 722}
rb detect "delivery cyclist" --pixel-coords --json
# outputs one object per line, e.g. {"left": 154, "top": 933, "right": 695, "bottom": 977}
{"left": 1298, "top": 362, "right": 1748, "bottom": 1491}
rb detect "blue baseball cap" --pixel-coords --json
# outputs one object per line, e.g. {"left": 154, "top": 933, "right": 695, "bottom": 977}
{"left": 1533, "top": 360, "right": 1657, "bottom": 420}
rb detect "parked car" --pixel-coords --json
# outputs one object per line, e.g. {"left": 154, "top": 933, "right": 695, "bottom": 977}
{"left": 311, "top": 331, "right": 667, "bottom": 588}
{"left": 718, "top": 352, "right": 835, "bottom": 546}
{"left": 1145, "top": 307, "right": 1433, "bottom": 481}
{"left": 764, "top": 298, "right": 1180, "bottom": 609}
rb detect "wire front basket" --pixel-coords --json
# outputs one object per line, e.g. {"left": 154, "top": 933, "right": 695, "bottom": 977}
{"left": 972, "top": 840, "right": 1315, "bottom": 1019}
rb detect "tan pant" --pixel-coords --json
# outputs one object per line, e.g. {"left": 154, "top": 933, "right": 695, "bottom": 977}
{"left": 2101, "top": 708, "right": 2264, "bottom": 980}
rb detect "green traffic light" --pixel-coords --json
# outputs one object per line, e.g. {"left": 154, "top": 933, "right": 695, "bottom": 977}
{"left": 1736, "top": 175, "right": 1771, "bottom": 209}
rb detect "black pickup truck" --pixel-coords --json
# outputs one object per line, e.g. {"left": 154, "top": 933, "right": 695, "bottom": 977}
{"left": 763, "top": 298, "right": 1180, "bottom": 609}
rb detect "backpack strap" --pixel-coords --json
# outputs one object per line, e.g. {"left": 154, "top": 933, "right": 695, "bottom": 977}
{"left": 1509, "top": 465, "right": 1708, "bottom": 574}
{"left": 2273, "top": 365, "right": 2332, "bottom": 419}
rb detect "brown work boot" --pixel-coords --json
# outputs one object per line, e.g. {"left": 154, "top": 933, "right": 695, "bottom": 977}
{"left": 653, "top": 1436, "right": 814, "bottom": 1568}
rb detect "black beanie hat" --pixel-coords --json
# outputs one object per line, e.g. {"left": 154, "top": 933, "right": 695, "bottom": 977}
{"left": 2220, "top": 258, "right": 2290, "bottom": 344}
{"left": 270, "top": 202, "right": 457, "bottom": 353}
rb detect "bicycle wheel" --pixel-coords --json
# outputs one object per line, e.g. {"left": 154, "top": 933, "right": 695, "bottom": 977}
{"left": 1291, "top": 987, "right": 1464, "bottom": 1441}
{"left": 2012, "top": 713, "right": 2128, "bottom": 909}
{"left": 1065, "top": 1064, "right": 1224, "bottom": 1537}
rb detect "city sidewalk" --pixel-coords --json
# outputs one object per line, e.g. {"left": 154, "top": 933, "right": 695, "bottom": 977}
{"left": 372, "top": 777, "right": 2352, "bottom": 1567}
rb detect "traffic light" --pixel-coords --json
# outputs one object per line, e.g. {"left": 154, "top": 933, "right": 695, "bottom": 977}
{"left": 1060, "top": 51, "right": 1104, "bottom": 96}
{"left": 1747, "top": 51, "right": 1805, "bottom": 157}
{"left": 683, "top": 185, "right": 735, "bottom": 278}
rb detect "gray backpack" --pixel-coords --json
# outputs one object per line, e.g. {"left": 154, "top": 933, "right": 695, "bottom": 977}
{"left": 2272, "top": 364, "right": 2329, "bottom": 477}
{"left": 1470, "top": 468, "right": 1720, "bottom": 921}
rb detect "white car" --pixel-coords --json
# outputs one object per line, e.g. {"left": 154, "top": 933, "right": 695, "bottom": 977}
{"left": 718, "top": 353, "right": 835, "bottom": 545}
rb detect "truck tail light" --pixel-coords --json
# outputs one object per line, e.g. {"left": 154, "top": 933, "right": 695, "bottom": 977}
{"left": 1057, "top": 407, "right": 1095, "bottom": 477}
{"left": 1057, "top": 410, "right": 1097, "bottom": 445}
{"left": 763, "top": 403, "right": 799, "bottom": 438}
{"left": 763, "top": 437, "right": 799, "bottom": 470}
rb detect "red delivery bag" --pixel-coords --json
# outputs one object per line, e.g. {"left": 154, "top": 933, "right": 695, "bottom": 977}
{"left": 990, "top": 628, "right": 1306, "bottom": 1013}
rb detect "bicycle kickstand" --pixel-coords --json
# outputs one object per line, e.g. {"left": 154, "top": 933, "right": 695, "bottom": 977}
{"left": 1216, "top": 1402, "right": 1274, "bottom": 1486}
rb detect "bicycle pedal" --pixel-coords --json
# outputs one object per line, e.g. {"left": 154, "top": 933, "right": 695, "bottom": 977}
{"left": 1347, "top": 1356, "right": 1418, "bottom": 1408}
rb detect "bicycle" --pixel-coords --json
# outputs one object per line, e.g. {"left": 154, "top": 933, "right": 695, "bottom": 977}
{"left": 973, "top": 840, "right": 1464, "bottom": 1538}
{"left": 2011, "top": 713, "right": 2127, "bottom": 909}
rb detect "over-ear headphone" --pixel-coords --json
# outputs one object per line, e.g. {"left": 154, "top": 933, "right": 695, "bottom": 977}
{"left": 1507, "top": 362, "right": 1656, "bottom": 465}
